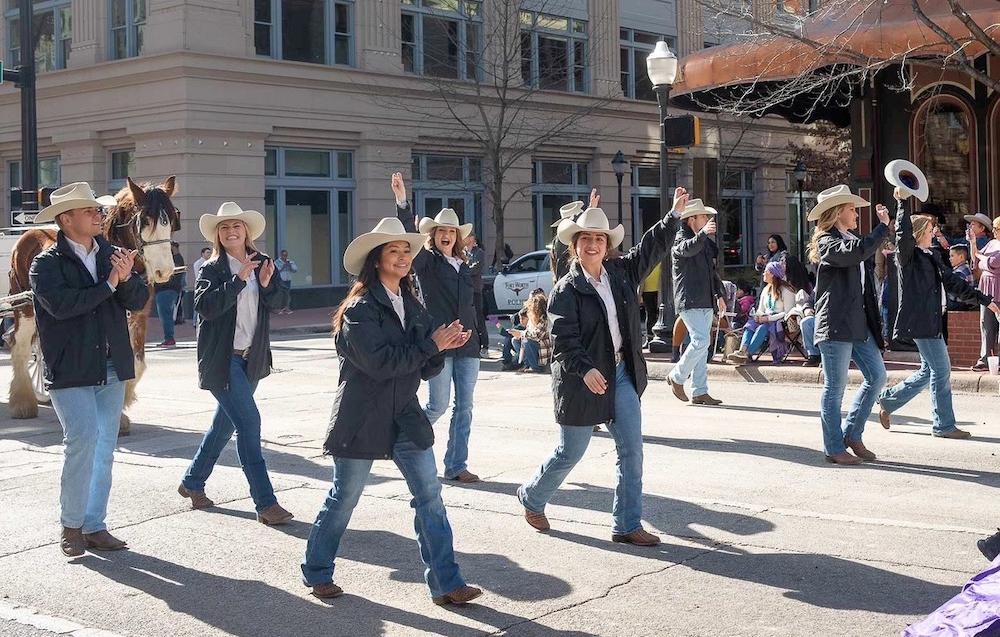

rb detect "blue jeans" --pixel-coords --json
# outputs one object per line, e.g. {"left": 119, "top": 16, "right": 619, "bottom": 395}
{"left": 879, "top": 337, "right": 957, "bottom": 434}
{"left": 49, "top": 362, "right": 126, "bottom": 532}
{"left": 425, "top": 356, "right": 479, "bottom": 478}
{"left": 670, "top": 308, "right": 714, "bottom": 397}
{"left": 182, "top": 356, "right": 277, "bottom": 511}
{"left": 502, "top": 334, "right": 521, "bottom": 366}
{"left": 740, "top": 319, "right": 768, "bottom": 355}
{"left": 518, "top": 364, "right": 644, "bottom": 535}
{"left": 522, "top": 339, "right": 544, "bottom": 372}
{"left": 800, "top": 315, "right": 819, "bottom": 356}
{"left": 818, "top": 335, "right": 887, "bottom": 455}
{"left": 155, "top": 289, "right": 179, "bottom": 341}
{"left": 301, "top": 435, "right": 466, "bottom": 597}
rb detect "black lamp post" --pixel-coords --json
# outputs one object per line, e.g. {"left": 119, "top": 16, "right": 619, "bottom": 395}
{"left": 645, "top": 40, "right": 678, "bottom": 354}
{"left": 793, "top": 159, "right": 808, "bottom": 261}
{"left": 611, "top": 150, "right": 628, "bottom": 228}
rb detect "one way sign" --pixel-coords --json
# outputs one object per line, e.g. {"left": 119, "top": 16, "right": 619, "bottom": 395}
{"left": 11, "top": 211, "right": 36, "bottom": 224}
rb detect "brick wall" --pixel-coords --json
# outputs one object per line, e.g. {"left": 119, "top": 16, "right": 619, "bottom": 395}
{"left": 947, "top": 311, "right": 981, "bottom": 367}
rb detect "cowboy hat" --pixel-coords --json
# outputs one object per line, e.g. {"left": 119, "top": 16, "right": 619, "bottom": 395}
{"left": 556, "top": 207, "right": 625, "bottom": 248}
{"left": 343, "top": 217, "right": 425, "bottom": 276}
{"left": 33, "top": 182, "right": 117, "bottom": 224}
{"left": 418, "top": 208, "right": 473, "bottom": 239}
{"left": 679, "top": 199, "right": 718, "bottom": 220}
{"left": 551, "top": 200, "right": 585, "bottom": 227}
{"left": 884, "top": 160, "right": 929, "bottom": 203}
{"left": 807, "top": 185, "right": 870, "bottom": 222}
{"left": 199, "top": 201, "right": 266, "bottom": 242}
{"left": 964, "top": 213, "right": 993, "bottom": 229}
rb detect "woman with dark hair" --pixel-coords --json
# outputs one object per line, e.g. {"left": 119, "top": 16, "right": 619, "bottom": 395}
{"left": 301, "top": 217, "right": 481, "bottom": 604}
{"left": 516, "top": 188, "right": 686, "bottom": 547}
{"left": 755, "top": 234, "right": 788, "bottom": 272}
{"left": 392, "top": 173, "right": 482, "bottom": 483}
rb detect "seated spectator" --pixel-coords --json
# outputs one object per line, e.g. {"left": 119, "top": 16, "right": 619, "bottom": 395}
{"left": 730, "top": 261, "right": 796, "bottom": 364}
{"left": 515, "top": 291, "right": 551, "bottom": 373}
{"left": 947, "top": 244, "right": 977, "bottom": 311}
{"left": 498, "top": 308, "right": 526, "bottom": 371}
{"left": 734, "top": 281, "right": 755, "bottom": 329}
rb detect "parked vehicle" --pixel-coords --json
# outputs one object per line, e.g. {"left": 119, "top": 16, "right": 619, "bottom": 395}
{"left": 492, "top": 250, "right": 552, "bottom": 314}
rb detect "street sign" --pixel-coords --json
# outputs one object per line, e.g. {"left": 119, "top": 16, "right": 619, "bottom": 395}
{"left": 663, "top": 114, "right": 701, "bottom": 148}
{"left": 11, "top": 210, "right": 35, "bottom": 224}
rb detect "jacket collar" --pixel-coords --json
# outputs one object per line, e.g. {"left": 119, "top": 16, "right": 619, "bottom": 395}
{"left": 368, "top": 282, "right": 418, "bottom": 329}
{"left": 55, "top": 231, "right": 112, "bottom": 258}
{"left": 568, "top": 261, "right": 600, "bottom": 295}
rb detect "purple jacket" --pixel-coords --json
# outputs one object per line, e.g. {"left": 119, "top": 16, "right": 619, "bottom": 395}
{"left": 903, "top": 557, "right": 1000, "bottom": 636}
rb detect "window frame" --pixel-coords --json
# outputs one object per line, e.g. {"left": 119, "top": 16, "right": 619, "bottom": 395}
{"left": 6, "top": 0, "right": 72, "bottom": 72}
{"left": 400, "top": 0, "right": 482, "bottom": 81}
{"left": 619, "top": 30, "right": 674, "bottom": 100}
{"left": 531, "top": 159, "right": 590, "bottom": 248}
{"left": 255, "top": 0, "right": 355, "bottom": 67}
{"left": 108, "top": 149, "right": 135, "bottom": 193}
{"left": 719, "top": 166, "right": 755, "bottom": 268}
{"left": 520, "top": 10, "right": 588, "bottom": 94}
{"left": 108, "top": 0, "right": 145, "bottom": 60}
{"left": 411, "top": 153, "right": 485, "bottom": 239}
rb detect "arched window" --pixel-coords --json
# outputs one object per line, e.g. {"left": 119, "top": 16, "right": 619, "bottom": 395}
{"left": 912, "top": 94, "right": 977, "bottom": 235}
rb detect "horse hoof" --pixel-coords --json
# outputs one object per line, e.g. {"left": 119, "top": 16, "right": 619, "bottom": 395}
{"left": 9, "top": 405, "right": 38, "bottom": 419}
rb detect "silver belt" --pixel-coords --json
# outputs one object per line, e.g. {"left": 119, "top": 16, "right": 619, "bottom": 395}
{"left": 614, "top": 351, "right": 624, "bottom": 365}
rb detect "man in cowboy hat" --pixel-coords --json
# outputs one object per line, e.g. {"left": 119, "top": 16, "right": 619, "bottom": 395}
{"left": 667, "top": 199, "right": 727, "bottom": 406}
{"left": 28, "top": 181, "right": 149, "bottom": 557}
{"left": 550, "top": 189, "right": 600, "bottom": 282}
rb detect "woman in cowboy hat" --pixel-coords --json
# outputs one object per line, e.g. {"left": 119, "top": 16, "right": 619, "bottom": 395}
{"left": 806, "top": 185, "right": 891, "bottom": 465}
{"left": 391, "top": 173, "right": 481, "bottom": 483}
{"left": 551, "top": 189, "right": 600, "bottom": 282}
{"left": 877, "top": 189, "right": 1000, "bottom": 440}
{"left": 178, "top": 202, "right": 293, "bottom": 524}
{"left": 301, "top": 217, "right": 481, "bottom": 605}
{"left": 516, "top": 188, "right": 687, "bottom": 547}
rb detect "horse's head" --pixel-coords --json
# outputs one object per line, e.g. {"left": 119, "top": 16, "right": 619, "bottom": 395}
{"left": 107, "top": 176, "right": 181, "bottom": 284}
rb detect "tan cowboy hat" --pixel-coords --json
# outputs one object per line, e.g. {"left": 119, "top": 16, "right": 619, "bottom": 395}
{"left": 884, "top": 160, "right": 929, "bottom": 203}
{"left": 551, "top": 200, "right": 585, "bottom": 227}
{"left": 807, "top": 185, "right": 870, "bottom": 222}
{"left": 418, "top": 208, "right": 473, "bottom": 239}
{"left": 33, "top": 182, "right": 117, "bottom": 224}
{"left": 199, "top": 202, "right": 266, "bottom": 242}
{"left": 679, "top": 199, "right": 718, "bottom": 220}
{"left": 557, "top": 207, "right": 625, "bottom": 248}
{"left": 964, "top": 213, "right": 993, "bottom": 229}
{"left": 343, "top": 217, "right": 425, "bottom": 276}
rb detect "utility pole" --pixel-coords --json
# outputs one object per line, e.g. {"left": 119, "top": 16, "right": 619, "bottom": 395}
{"left": 4, "top": 0, "right": 38, "bottom": 223}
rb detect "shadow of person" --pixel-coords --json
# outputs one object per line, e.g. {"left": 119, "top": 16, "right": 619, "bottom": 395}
{"left": 81, "top": 551, "right": 592, "bottom": 637}
{"left": 712, "top": 402, "right": 957, "bottom": 427}
{"left": 544, "top": 529, "right": 955, "bottom": 616}
{"left": 337, "top": 528, "right": 573, "bottom": 602}
{"left": 208, "top": 507, "right": 314, "bottom": 540}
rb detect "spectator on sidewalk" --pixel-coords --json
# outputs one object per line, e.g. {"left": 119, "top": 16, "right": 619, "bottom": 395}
{"left": 970, "top": 217, "right": 1000, "bottom": 371}
{"left": 154, "top": 241, "right": 184, "bottom": 347}
{"left": 497, "top": 308, "right": 527, "bottom": 371}
{"left": 464, "top": 233, "right": 489, "bottom": 355}
{"left": 754, "top": 234, "right": 788, "bottom": 272}
{"left": 729, "top": 261, "right": 796, "bottom": 364}
{"left": 192, "top": 246, "right": 211, "bottom": 325}
{"left": 640, "top": 263, "right": 660, "bottom": 342}
{"left": 273, "top": 249, "right": 298, "bottom": 315}
{"left": 513, "top": 290, "right": 551, "bottom": 373}
{"left": 172, "top": 242, "right": 187, "bottom": 326}
{"left": 947, "top": 244, "right": 976, "bottom": 311}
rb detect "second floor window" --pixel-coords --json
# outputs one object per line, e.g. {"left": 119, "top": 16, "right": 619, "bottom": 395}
{"left": 620, "top": 30, "right": 674, "bottom": 101}
{"left": 520, "top": 11, "right": 587, "bottom": 93}
{"left": 109, "top": 0, "right": 145, "bottom": 59}
{"left": 6, "top": 0, "right": 71, "bottom": 72}
{"left": 400, "top": 0, "right": 482, "bottom": 80}
{"left": 255, "top": 0, "right": 353, "bottom": 66}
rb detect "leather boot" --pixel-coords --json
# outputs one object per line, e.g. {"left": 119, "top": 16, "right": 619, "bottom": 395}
{"left": 61, "top": 527, "right": 85, "bottom": 557}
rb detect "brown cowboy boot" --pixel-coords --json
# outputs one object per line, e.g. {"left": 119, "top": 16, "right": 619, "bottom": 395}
{"left": 84, "top": 530, "right": 128, "bottom": 551}
{"left": 178, "top": 484, "right": 214, "bottom": 509}
{"left": 61, "top": 527, "right": 85, "bottom": 557}
{"left": 258, "top": 503, "right": 294, "bottom": 526}
{"left": 433, "top": 585, "right": 483, "bottom": 606}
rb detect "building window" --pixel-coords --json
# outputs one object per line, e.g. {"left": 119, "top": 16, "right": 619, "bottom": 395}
{"left": 531, "top": 159, "right": 589, "bottom": 248}
{"left": 520, "top": 11, "right": 587, "bottom": 93}
{"left": 108, "top": 150, "right": 135, "bottom": 193}
{"left": 264, "top": 147, "right": 355, "bottom": 285}
{"left": 109, "top": 0, "right": 145, "bottom": 59}
{"left": 400, "top": 0, "right": 481, "bottom": 80}
{"left": 630, "top": 164, "right": 676, "bottom": 245}
{"left": 8, "top": 156, "right": 60, "bottom": 214}
{"left": 719, "top": 167, "right": 754, "bottom": 267}
{"left": 411, "top": 153, "right": 484, "bottom": 239}
{"left": 620, "top": 30, "right": 674, "bottom": 101}
{"left": 255, "top": 0, "right": 354, "bottom": 66}
{"left": 913, "top": 95, "right": 976, "bottom": 235}
{"left": 6, "top": 0, "right": 71, "bottom": 72}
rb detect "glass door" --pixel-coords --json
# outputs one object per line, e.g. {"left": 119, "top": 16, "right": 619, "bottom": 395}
{"left": 419, "top": 191, "right": 478, "bottom": 237}
{"left": 283, "top": 189, "right": 332, "bottom": 286}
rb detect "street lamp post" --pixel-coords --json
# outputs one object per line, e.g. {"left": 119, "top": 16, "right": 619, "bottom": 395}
{"left": 645, "top": 40, "right": 678, "bottom": 354}
{"left": 793, "top": 160, "right": 808, "bottom": 262}
{"left": 611, "top": 150, "right": 628, "bottom": 229}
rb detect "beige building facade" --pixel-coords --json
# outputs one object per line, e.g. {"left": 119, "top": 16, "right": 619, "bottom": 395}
{"left": 0, "top": 0, "right": 807, "bottom": 306}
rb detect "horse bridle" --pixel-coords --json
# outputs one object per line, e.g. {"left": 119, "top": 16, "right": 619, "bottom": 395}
{"left": 116, "top": 208, "right": 175, "bottom": 256}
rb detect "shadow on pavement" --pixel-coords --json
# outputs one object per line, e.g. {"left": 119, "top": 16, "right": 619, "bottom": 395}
{"left": 81, "top": 551, "right": 593, "bottom": 637}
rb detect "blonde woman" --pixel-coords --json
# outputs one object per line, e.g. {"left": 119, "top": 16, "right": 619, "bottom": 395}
{"left": 807, "top": 185, "right": 891, "bottom": 465}
{"left": 512, "top": 291, "right": 550, "bottom": 373}
{"left": 179, "top": 203, "right": 292, "bottom": 524}
{"left": 969, "top": 216, "right": 1000, "bottom": 371}
{"left": 878, "top": 194, "right": 999, "bottom": 439}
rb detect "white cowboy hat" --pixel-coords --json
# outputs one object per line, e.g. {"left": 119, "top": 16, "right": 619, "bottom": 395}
{"left": 884, "top": 160, "right": 929, "bottom": 203}
{"left": 679, "top": 199, "right": 718, "bottom": 220}
{"left": 33, "top": 182, "right": 117, "bottom": 224}
{"left": 807, "top": 185, "right": 870, "bottom": 222}
{"left": 556, "top": 207, "right": 625, "bottom": 248}
{"left": 551, "top": 200, "right": 585, "bottom": 227}
{"left": 964, "top": 213, "right": 993, "bottom": 229}
{"left": 343, "top": 217, "right": 425, "bottom": 276}
{"left": 199, "top": 201, "right": 266, "bottom": 242}
{"left": 418, "top": 208, "right": 473, "bottom": 239}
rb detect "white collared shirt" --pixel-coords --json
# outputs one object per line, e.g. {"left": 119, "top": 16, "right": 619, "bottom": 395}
{"left": 444, "top": 254, "right": 463, "bottom": 272}
{"left": 384, "top": 284, "right": 405, "bottom": 324}
{"left": 227, "top": 254, "right": 259, "bottom": 350}
{"left": 586, "top": 267, "right": 623, "bottom": 355}
{"left": 67, "top": 237, "right": 100, "bottom": 283}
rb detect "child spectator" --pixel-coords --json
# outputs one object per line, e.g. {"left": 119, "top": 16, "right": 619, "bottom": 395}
{"left": 948, "top": 244, "right": 976, "bottom": 311}
{"left": 734, "top": 281, "right": 755, "bottom": 329}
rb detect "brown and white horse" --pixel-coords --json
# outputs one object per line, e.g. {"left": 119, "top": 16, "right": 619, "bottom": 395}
{"left": 7, "top": 176, "right": 181, "bottom": 434}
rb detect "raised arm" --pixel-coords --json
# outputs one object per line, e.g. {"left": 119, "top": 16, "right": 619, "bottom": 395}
{"left": 391, "top": 172, "right": 430, "bottom": 272}
{"left": 893, "top": 200, "right": 914, "bottom": 267}
{"left": 620, "top": 186, "right": 686, "bottom": 283}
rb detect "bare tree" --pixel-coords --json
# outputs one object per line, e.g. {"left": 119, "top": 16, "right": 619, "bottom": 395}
{"left": 372, "top": 0, "right": 619, "bottom": 266}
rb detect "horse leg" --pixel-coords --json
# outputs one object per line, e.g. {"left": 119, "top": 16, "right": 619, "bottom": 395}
{"left": 9, "top": 316, "right": 38, "bottom": 419}
{"left": 120, "top": 307, "right": 149, "bottom": 436}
